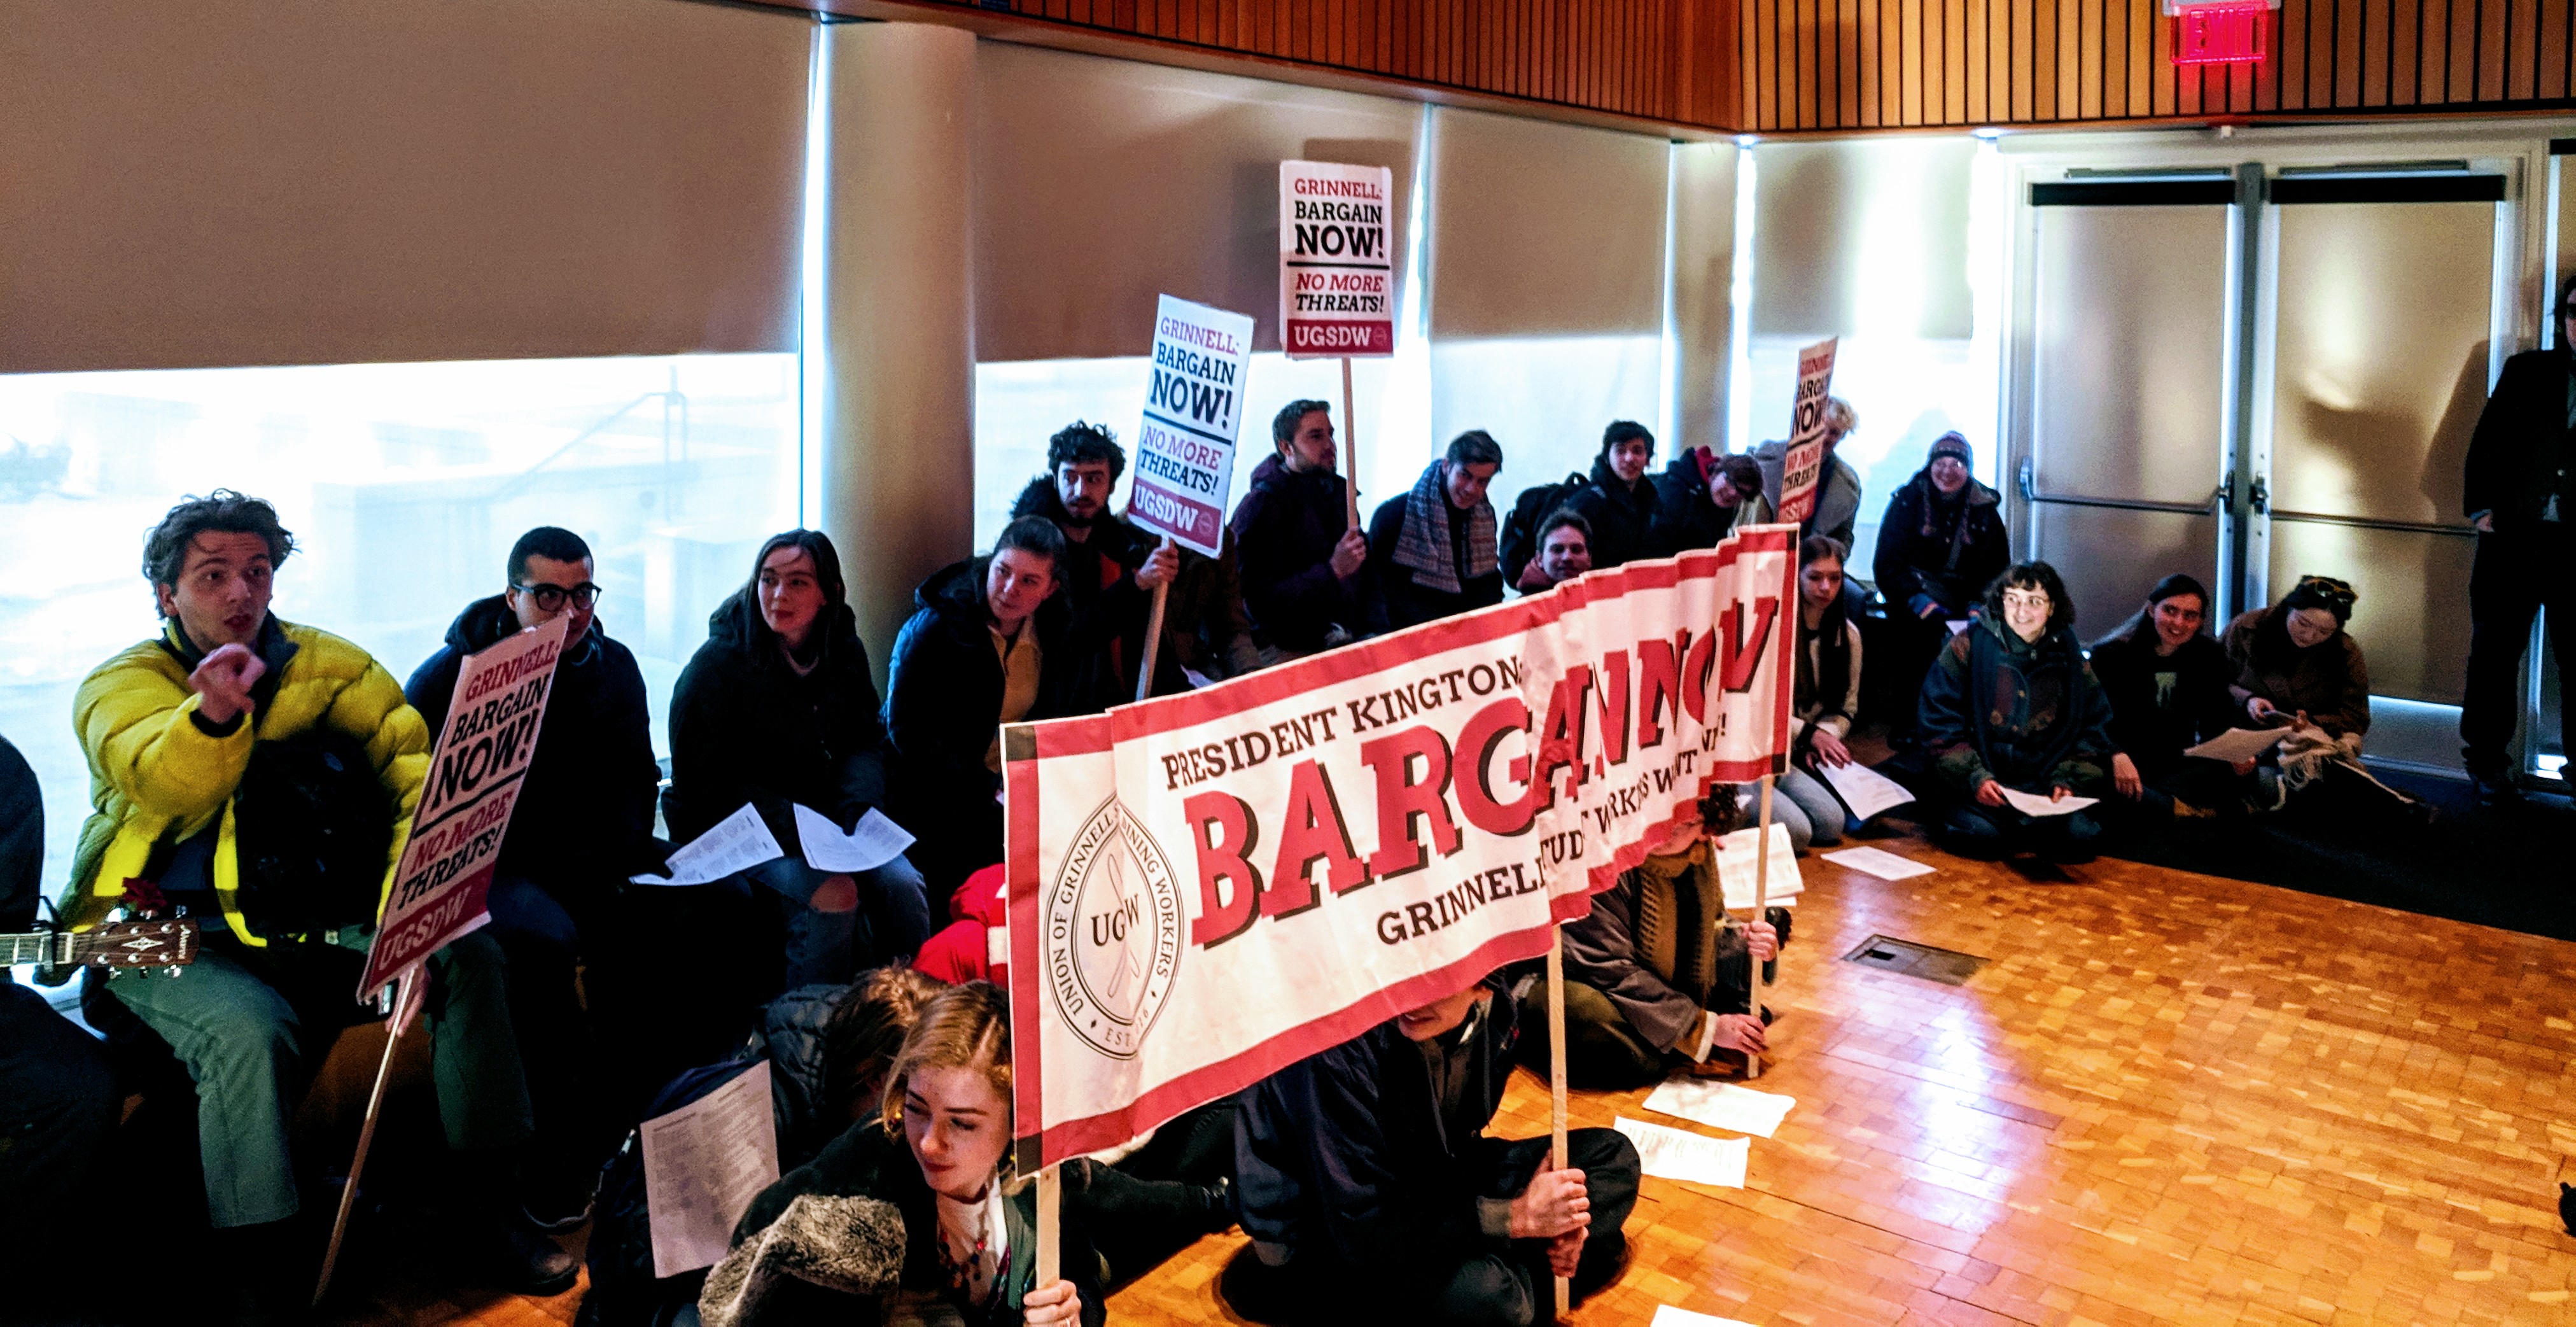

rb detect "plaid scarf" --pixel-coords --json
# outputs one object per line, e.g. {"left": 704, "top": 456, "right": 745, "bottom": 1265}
{"left": 1392, "top": 460, "right": 1497, "bottom": 595}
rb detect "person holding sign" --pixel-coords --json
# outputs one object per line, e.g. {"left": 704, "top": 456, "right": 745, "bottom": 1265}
{"left": 1557, "top": 420, "right": 1664, "bottom": 570}
{"left": 1007, "top": 423, "right": 1179, "bottom": 701}
{"left": 1365, "top": 430, "right": 1506, "bottom": 633}
{"left": 1228, "top": 972, "right": 1641, "bottom": 1324}
{"left": 2087, "top": 573, "right": 2261, "bottom": 821}
{"left": 1522, "top": 787, "right": 1786, "bottom": 1090}
{"left": 1917, "top": 562, "right": 2119, "bottom": 860}
{"left": 722, "top": 982, "right": 1100, "bottom": 1326}
{"left": 1230, "top": 400, "right": 1367, "bottom": 662}
{"left": 669, "top": 531, "right": 935, "bottom": 994}
{"left": 1751, "top": 396, "right": 1865, "bottom": 547}
{"left": 67, "top": 491, "right": 558, "bottom": 1314}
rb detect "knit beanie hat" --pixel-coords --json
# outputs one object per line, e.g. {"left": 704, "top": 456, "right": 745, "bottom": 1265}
{"left": 1928, "top": 432, "right": 1973, "bottom": 467}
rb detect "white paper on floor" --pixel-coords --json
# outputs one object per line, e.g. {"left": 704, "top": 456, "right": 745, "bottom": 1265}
{"left": 1643, "top": 1077, "right": 1797, "bottom": 1138}
{"left": 1616, "top": 1114, "right": 1749, "bottom": 1189}
{"left": 1819, "top": 845, "right": 1937, "bottom": 881}
{"left": 1649, "top": 1306, "right": 1760, "bottom": 1327}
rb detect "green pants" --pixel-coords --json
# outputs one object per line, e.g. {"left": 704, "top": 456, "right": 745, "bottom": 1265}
{"left": 105, "top": 930, "right": 532, "bottom": 1227}
{"left": 1515, "top": 973, "right": 1673, "bottom": 1092}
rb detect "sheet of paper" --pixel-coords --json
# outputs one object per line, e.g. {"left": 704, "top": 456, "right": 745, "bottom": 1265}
{"left": 1944, "top": 619, "right": 1971, "bottom": 635}
{"left": 1820, "top": 845, "right": 1937, "bottom": 881}
{"left": 1998, "top": 787, "right": 2099, "bottom": 818}
{"left": 793, "top": 804, "right": 918, "bottom": 873}
{"left": 1817, "top": 760, "right": 1915, "bottom": 822}
{"left": 1616, "top": 1115, "right": 1749, "bottom": 1189}
{"left": 2182, "top": 726, "right": 2288, "bottom": 763}
{"left": 1649, "top": 1307, "right": 1760, "bottom": 1327}
{"left": 1714, "top": 822, "right": 1802, "bottom": 909}
{"left": 1643, "top": 1077, "right": 1798, "bottom": 1138}
{"left": 641, "top": 1060, "right": 780, "bottom": 1279}
{"left": 631, "top": 802, "right": 785, "bottom": 886}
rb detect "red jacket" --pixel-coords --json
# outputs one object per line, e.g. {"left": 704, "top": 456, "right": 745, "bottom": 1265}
{"left": 915, "top": 864, "right": 1007, "bottom": 985}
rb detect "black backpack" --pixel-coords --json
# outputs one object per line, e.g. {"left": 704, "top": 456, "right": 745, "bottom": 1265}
{"left": 1499, "top": 471, "right": 1588, "bottom": 588}
{"left": 232, "top": 731, "right": 393, "bottom": 936}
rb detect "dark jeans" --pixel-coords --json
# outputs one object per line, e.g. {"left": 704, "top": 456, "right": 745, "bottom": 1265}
{"left": 1072, "top": 1101, "right": 1238, "bottom": 1289}
{"left": 1224, "top": 1130, "right": 1641, "bottom": 1327}
{"left": 486, "top": 873, "right": 612, "bottom": 1183}
{"left": 2460, "top": 524, "right": 2572, "bottom": 776}
{"left": 1935, "top": 802, "right": 2103, "bottom": 861}
{"left": 0, "top": 981, "right": 117, "bottom": 1265}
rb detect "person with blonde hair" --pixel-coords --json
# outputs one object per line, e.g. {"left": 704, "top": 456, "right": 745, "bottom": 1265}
{"left": 710, "top": 981, "right": 1100, "bottom": 1326}
{"left": 1750, "top": 395, "right": 1865, "bottom": 547}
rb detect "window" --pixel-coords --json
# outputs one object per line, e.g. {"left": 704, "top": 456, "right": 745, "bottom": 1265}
{"left": 0, "top": 353, "right": 801, "bottom": 939}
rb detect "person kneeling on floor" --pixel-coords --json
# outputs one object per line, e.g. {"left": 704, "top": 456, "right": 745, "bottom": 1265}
{"left": 1226, "top": 973, "right": 1642, "bottom": 1327}
{"left": 1917, "top": 561, "right": 2118, "bottom": 861}
{"left": 1520, "top": 787, "right": 1786, "bottom": 1090}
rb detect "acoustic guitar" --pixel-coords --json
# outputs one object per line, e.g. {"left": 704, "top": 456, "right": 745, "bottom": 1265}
{"left": 4, "top": 914, "right": 201, "bottom": 977}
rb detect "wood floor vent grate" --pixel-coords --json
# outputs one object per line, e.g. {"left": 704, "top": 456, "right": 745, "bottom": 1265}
{"left": 1842, "top": 934, "right": 1989, "bottom": 986}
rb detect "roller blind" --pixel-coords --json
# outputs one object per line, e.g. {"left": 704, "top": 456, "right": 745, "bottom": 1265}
{"left": 1428, "top": 108, "right": 1668, "bottom": 341}
{"left": 1751, "top": 138, "right": 1976, "bottom": 341}
{"left": 0, "top": 0, "right": 811, "bottom": 374}
{"left": 974, "top": 43, "right": 1421, "bottom": 362}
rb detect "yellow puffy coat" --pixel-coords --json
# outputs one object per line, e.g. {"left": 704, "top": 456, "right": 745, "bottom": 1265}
{"left": 64, "top": 619, "right": 431, "bottom": 943}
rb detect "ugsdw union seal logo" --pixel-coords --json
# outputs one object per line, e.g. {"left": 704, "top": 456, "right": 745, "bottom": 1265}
{"left": 1044, "top": 797, "right": 1184, "bottom": 1060}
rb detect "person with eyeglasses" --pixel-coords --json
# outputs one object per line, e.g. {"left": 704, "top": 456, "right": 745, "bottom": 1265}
{"left": 407, "top": 524, "right": 663, "bottom": 1232}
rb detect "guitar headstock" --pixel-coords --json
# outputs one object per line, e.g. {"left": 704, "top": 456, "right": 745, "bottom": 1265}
{"left": 69, "top": 916, "right": 201, "bottom": 970}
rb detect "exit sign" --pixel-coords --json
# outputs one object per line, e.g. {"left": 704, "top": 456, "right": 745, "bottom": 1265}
{"left": 2168, "top": 0, "right": 2271, "bottom": 65}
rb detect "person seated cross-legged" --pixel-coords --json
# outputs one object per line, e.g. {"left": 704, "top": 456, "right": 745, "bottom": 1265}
{"left": 1520, "top": 787, "right": 1784, "bottom": 1089}
{"left": 1917, "top": 561, "right": 2118, "bottom": 862}
{"left": 1226, "top": 974, "right": 1642, "bottom": 1327}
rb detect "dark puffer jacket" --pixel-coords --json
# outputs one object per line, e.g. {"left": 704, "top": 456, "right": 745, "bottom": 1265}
{"left": 1557, "top": 456, "right": 1661, "bottom": 570}
{"left": 1919, "top": 616, "right": 2117, "bottom": 799}
{"left": 407, "top": 596, "right": 661, "bottom": 881}
{"left": 883, "top": 558, "right": 1082, "bottom": 812}
{"left": 1008, "top": 479, "right": 1180, "bottom": 698}
{"left": 1228, "top": 453, "right": 1362, "bottom": 654}
{"left": 1646, "top": 451, "right": 1765, "bottom": 556}
{"left": 665, "top": 590, "right": 888, "bottom": 850}
{"left": 1873, "top": 471, "right": 2009, "bottom": 617}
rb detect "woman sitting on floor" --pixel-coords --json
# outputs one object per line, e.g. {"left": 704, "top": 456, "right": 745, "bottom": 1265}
{"left": 1917, "top": 561, "right": 2118, "bottom": 861}
{"left": 2220, "top": 575, "right": 2431, "bottom": 824}
{"left": 2088, "top": 573, "right": 2262, "bottom": 820}
{"left": 1767, "top": 535, "right": 1866, "bottom": 850}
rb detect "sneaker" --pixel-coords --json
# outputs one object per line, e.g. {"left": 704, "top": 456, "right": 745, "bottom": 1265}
{"left": 456, "top": 1214, "right": 580, "bottom": 1297}
{"left": 522, "top": 1164, "right": 601, "bottom": 1234}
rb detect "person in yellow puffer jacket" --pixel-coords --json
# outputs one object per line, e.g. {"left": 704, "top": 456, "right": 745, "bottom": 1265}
{"left": 66, "top": 491, "right": 573, "bottom": 1320}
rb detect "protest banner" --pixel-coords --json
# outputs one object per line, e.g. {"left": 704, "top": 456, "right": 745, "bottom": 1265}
{"left": 1772, "top": 337, "right": 1840, "bottom": 528}
{"left": 1005, "top": 524, "right": 1798, "bottom": 1174}
{"left": 320, "top": 612, "right": 570, "bottom": 1303}
{"left": 1130, "top": 295, "right": 1257, "bottom": 561}
{"left": 1278, "top": 160, "right": 1396, "bottom": 360}
{"left": 1280, "top": 159, "right": 1396, "bottom": 535}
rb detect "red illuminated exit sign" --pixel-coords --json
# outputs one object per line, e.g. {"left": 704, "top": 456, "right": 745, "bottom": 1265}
{"left": 2167, "top": 0, "right": 2273, "bottom": 66}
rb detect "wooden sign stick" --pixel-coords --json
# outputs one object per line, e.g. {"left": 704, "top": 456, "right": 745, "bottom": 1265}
{"left": 314, "top": 966, "right": 423, "bottom": 1306}
{"left": 1340, "top": 356, "right": 1360, "bottom": 535}
{"left": 1036, "top": 1164, "right": 1061, "bottom": 1296}
{"left": 1136, "top": 542, "right": 1172, "bottom": 704}
{"left": 1547, "top": 926, "right": 1572, "bottom": 1319}
{"left": 1747, "top": 775, "right": 1773, "bottom": 1081}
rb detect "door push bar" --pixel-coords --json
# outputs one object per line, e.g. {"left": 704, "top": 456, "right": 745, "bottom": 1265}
{"left": 2017, "top": 458, "right": 2225, "bottom": 517}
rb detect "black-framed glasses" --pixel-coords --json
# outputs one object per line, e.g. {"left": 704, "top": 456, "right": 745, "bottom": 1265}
{"left": 513, "top": 582, "right": 603, "bottom": 612}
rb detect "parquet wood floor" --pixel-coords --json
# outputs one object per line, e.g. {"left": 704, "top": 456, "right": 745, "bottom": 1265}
{"left": 332, "top": 836, "right": 2576, "bottom": 1326}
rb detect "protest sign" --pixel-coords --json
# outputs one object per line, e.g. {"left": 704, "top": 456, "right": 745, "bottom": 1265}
{"left": 1773, "top": 338, "right": 1840, "bottom": 527}
{"left": 1006, "top": 526, "right": 1798, "bottom": 1171}
{"left": 1128, "top": 295, "right": 1257, "bottom": 559}
{"left": 1279, "top": 160, "right": 1396, "bottom": 359}
{"left": 358, "top": 614, "right": 568, "bottom": 1000}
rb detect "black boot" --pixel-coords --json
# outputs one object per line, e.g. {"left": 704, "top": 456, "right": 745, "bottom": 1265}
{"left": 447, "top": 1148, "right": 579, "bottom": 1296}
{"left": 209, "top": 1219, "right": 316, "bottom": 1326}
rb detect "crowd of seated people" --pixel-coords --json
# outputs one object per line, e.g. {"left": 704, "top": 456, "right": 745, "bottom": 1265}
{"left": 0, "top": 382, "right": 2465, "bottom": 1327}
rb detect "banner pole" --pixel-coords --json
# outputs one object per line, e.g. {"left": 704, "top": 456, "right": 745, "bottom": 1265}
{"left": 1747, "top": 775, "right": 1774, "bottom": 1081}
{"left": 1035, "top": 1163, "right": 1061, "bottom": 1291}
{"left": 1135, "top": 556, "right": 1172, "bottom": 704}
{"left": 1546, "top": 926, "right": 1571, "bottom": 1319}
{"left": 313, "top": 967, "right": 421, "bottom": 1306}
{"left": 1339, "top": 356, "right": 1360, "bottom": 535}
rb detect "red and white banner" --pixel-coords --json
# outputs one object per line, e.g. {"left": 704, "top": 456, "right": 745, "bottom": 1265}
{"left": 1007, "top": 525, "right": 1797, "bottom": 1172}
{"left": 358, "top": 614, "right": 568, "bottom": 999}
{"left": 1130, "top": 295, "right": 1257, "bottom": 559}
{"left": 1280, "top": 160, "right": 1396, "bottom": 359}
{"left": 1773, "top": 337, "right": 1840, "bottom": 528}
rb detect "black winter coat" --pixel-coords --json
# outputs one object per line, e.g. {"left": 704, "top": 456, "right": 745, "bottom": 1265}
{"left": 1557, "top": 458, "right": 1661, "bottom": 570}
{"left": 1645, "top": 452, "right": 1760, "bottom": 557}
{"left": 882, "top": 558, "right": 1081, "bottom": 813}
{"left": 1007, "top": 479, "right": 1178, "bottom": 698}
{"left": 664, "top": 591, "right": 888, "bottom": 850}
{"left": 1234, "top": 981, "right": 1518, "bottom": 1274}
{"left": 2086, "top": 628, "right": 2239, "bottom": 785}
{"left": 1228, "top": 453, "right": 1362, "bottom": 653}
{"left": 1872, "top": 472, "right": 2008, "bottom": 615}
{"left": 1363, "top": 493, "right": 1502, "bottom": 633}
{"left": 406, "top": 598, "right": 661, "bottom": 880}
{"left": 2464, "top": 346, "right": 2572, "bottom": 532}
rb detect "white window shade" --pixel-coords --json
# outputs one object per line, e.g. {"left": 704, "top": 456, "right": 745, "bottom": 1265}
{"left": 1427, "top": 108, "right": 1669, "bottom": 341}
{"left": 0, "top": 0, "right": 811, "bottom": 374}
{"left": 973, "top": 43, "right": 1421, "bottom": 363}
{"left": 1750, "top": 138, "right": 1977, "bottom": 342}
